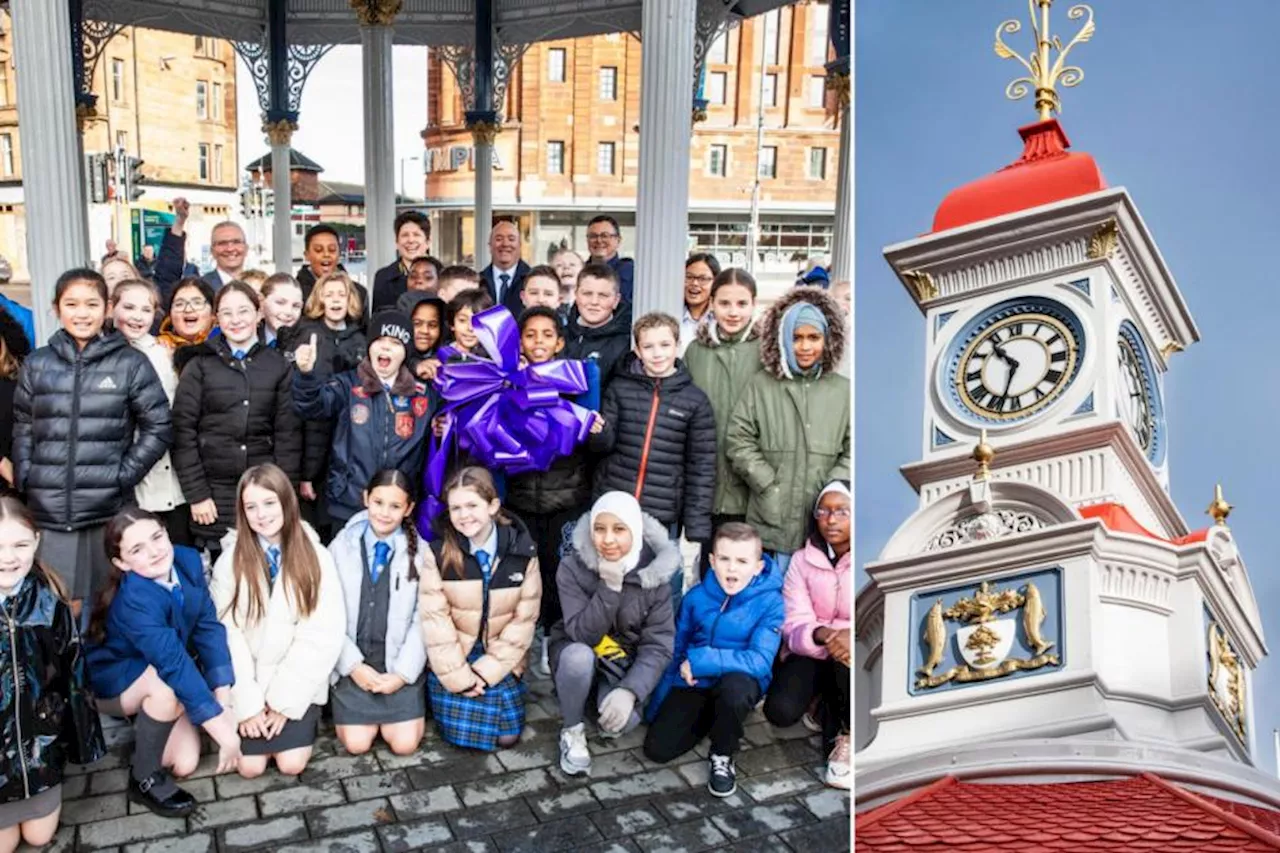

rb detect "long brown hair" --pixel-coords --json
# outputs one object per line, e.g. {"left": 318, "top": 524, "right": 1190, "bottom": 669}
{"left": 86, "top": 506, "right": 163, "bottom": 643}
{"left": 0, "top": 497, "right": 68, "bottom": 603}
{"left": 435, "top": 466, "right": 512, "bottom": 580}
{"left": 226, "top": 464, "right": 321, "bottom": 624}
{"left": 0, "top": 330, "right": 19, "bottom": 380}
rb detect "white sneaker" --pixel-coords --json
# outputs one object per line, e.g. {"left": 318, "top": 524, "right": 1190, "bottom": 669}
{"left": 559, "top": 723, "right": 591, "bottom": 776}
{"left": 825, "top": 733, "right": 850, "bottom": 790}
{"left": 801, "top": 710, "right": 822, "bottom": 733}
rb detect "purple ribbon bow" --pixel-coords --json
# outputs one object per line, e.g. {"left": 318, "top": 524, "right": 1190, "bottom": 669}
{"left": 417, "top": 305, "right": 594, "bottom": 535}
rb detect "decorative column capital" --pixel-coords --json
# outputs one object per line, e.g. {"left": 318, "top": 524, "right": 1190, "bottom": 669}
{"left": 692, "top": 103, "right": 708, "bottom": 124}
{"left": 74, "top": 99, "right": 99, "bottom": 133}
{"left": 468, "top": 120, "right": 502, "bottom": 146}
{"left": 263, "top": 117, "right": 297, "bottom": 146}
{"left": 349, "top": 0, "right": 401, "bottom": 27}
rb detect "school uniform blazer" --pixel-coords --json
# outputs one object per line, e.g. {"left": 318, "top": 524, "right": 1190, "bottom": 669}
{"left": 210, "top": 523, "right": 346, "bottom": 722}
{"left": 85, "top": 546, "right": 233, "bottom": 727}
{"left": 328, "top": 511, "right": 428, "bottom": 686}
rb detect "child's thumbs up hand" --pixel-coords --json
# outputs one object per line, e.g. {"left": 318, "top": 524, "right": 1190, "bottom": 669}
{"left": 295, "top": 333, "right": 318, "bottom": 374}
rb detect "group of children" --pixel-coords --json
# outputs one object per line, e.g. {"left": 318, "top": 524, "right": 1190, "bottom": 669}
{"left": 0, "top": 247, "right": 851, "bottom": 847}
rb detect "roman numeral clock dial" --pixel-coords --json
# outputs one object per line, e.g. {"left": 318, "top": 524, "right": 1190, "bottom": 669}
{"left": 941, "top": 298, "right": 1085, "bottom": 426}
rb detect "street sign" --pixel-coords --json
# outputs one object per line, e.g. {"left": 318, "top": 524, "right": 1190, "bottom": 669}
{"left": 131, "top": 208, "right": 175, "bottom": 260}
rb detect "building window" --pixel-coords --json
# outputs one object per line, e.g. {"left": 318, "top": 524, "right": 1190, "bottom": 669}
{"left": 111, "top": 58, "right": 125, "bottom": 102}
{"left": 808, "top": 147, "right": 827, "bottom": 180}
{"left": 599, "top": 66, "right": 618, "bottom": 100}
{"left": 808, "top": 6, "right": 829, "bottom": 66}
{"left": 0, "top": 134, "right": 12, "bottom": 177}
{"left": 547, "top": 140, "right": 565, "bottom": 175}
{"left": 548, "top": 48, "right": 566, "bottom": 83}
{"left": 194, "top": 36, "right": 217, "bottom": 58}
{"left": 762, "top": 73, "right": 778, "bottom": 107}
{"left": 707, "top": 71, "right": 727, "bottom": 105}
{"left": 707, "top": 144, "right": 727, "bottom": 177}
{"left": 708, "top": 31, "right": 729, "bottom": 64}
{"left": 759, "top": 146, "right": 777, "bottom": 179}
{"left": 115, "top": 130, "right": 127, "bottom": 151}
{"left": 597, "top": 142, "right": 616, "bottom": 175}
{"left": 807, "top": 75, "right": 826, "bottom": 108}
{"left": 212, "top": 82, "right": 222, "bottom": 120}
{"left": 0, "top": 63, "right": 8, "bottom": 107}
{"left": 198, "top": 143, "right": 209, "bottom": 181}
{"left": 214, "top": 144, "right": 224, "bottom": 183}
{"left": 763, "top": 9, "right": 781, "bottom": 64}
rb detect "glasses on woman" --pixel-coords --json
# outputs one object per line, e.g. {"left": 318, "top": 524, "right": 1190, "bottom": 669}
{"left": 684, "top": 273, "right": 715, "bottom": 285}
{"left": 814, "top": 507, "right": 850, "bottom": 520}
{"left": 172, "top": 297, "right": 209, "bottom": 312}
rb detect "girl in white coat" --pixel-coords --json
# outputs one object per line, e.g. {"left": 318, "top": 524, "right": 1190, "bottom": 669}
{"left": 211, "top": 463, "right": 345, "bottom": 778}
{"left": 327, "top": 470, "right": 428, "bottom": 756}
{"left": 110, "top": 280, "right": 190, "bottom": 545}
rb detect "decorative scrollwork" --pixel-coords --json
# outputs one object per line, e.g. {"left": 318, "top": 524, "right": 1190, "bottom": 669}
{"left": 75, "top": 0, "right": 126, "bottom": 112}
{"left": 923, "top": 510, "right": 1047, "bottom": 552}
{"left": 692, "top": 0, "right": 740, "bottom": 122}
{"left": 994, "top": 1, "right": 1096, "bottom": 120}
{"left": 438, "top": 37, "right": 529, "bottom": 123}
{"left": 233, "top": 35, "right": 334, "bottom": 126}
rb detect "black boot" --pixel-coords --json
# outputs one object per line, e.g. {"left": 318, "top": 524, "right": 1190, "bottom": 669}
{"left": 128, "top": 770, "right": 197, "bottom": 817}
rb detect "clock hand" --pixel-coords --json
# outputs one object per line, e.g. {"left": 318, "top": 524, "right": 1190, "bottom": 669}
{"left": 1001, "top": 361, "right": 1018, "bottom": 403}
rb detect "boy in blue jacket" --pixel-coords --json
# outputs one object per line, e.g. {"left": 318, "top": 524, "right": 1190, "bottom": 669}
{"left": 642, "top": 521, "right": 784, "bottom": 798}
{"left": 293, "top": 309, "right": 435, "bottom": 527}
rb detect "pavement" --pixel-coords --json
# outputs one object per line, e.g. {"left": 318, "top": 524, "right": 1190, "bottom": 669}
{"left": 36, "top": 662, "right": 851, "bottom": 852}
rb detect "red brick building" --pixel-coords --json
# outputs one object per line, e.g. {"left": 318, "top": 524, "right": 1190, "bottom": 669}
{"left": 423, "top": 1, "right": 838, "bottom": 284}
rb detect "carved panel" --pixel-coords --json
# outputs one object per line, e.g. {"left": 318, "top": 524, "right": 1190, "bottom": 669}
{"left": 922, "top": 509, "right": 1048, "bottom": 553}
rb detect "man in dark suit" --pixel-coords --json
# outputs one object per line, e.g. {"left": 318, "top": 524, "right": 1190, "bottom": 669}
{"left": 371, "top": 210, "right": 432, "bottom": 312}
{"left": 586, "top": 214, "right": 635, "bottom": 304}
{"left": 153, "top": 197, "right": 247, "bottom": 306}
{"left": 481, "top": 217, "right": 530, "bottom": 316}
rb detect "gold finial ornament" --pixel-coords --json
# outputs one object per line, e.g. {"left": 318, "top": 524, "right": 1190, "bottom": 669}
{"left": 973, "top": 429, "right": 995, "bottom": 480}
{"left": 1207, "top": 483, "right": 1232, "bottom": 526}
{"left": 903, "top": 270, "right": 938, "bottom": 302}
{"left": 995, "top": 0, "right": 1096, "bottom": 121}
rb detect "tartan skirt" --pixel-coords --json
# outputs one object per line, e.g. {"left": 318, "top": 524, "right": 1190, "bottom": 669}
{"left": 426, "top": 645, "right": 527, "bottom": 752}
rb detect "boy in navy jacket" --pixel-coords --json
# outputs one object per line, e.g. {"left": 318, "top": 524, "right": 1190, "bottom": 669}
{"left": 292, "top": 309, "right": 435, "bottom": 526}
{"left": 642, "top": 522, "right": 784, "bottom": 798}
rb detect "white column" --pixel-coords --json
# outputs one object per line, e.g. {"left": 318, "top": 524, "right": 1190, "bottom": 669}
{"left": 829, "top": 99, "right": 852, "bottom": 282}
{"left": 361, "top": 24, "right": 395, "bottom": 284}
{"left": 12, "top": 0, "right": 90, "bottom": 343}
{"left": 269, "top": 135, "right": 292, "bottom": 274}
{"left": 633, "top": 0, "right": 696, "bottom": 319}
{"left": 473, "top": 131, "right": 494, "bottom": 269}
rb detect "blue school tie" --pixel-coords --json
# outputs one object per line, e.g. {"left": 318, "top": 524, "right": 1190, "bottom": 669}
{"left": 232, "top": 349, "right": 247, "bottom": 360}
{"left": 266, "top": 546, "right": 281, "bottom": 582}
{"left": 371, "top": 541, "right": 392, "bottom": 585}
{"left": 476, "top": 550, "right": 492, "bottom": 583}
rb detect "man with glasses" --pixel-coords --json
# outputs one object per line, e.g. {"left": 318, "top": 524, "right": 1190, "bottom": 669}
{"left": 585, "top": 215, "right": 634, "bottom": 304}
{"left": 153, "top": 196, "right": 247, "bottom": 304}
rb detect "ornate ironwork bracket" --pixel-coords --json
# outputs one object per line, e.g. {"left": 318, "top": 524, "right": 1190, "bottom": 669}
{"left": 825, "top": 0, "right": 851, "bottom": 109}
{"left": 232, "top": 36, "right": 333, "bottom": 136}
{"left": 438, "top": 36, "right": 530, "bottom": 127}
{"left": 692, "top": 0, "right": 741, "bottom": 123}
{"left": 72, "top": 0, "right": 126, "bottom": 126}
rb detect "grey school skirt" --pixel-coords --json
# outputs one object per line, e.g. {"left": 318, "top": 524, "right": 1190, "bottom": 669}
{"left": 0, "top": 784, "right": 61, "bottom": 829}
{"left": 37, "top": 524, "right": 111, "bottom": 602}
{"left": 239, "top": 705, "right": 322, "bottom": 756}
{"left": 331, "top": 672, "right": 428, "bottom": 726}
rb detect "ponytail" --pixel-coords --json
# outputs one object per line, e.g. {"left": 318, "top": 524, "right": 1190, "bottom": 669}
{"left": 365, "top": 468, "right": 420, "bottom": 582}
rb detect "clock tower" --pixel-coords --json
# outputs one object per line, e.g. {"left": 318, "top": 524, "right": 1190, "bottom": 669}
{"left": 855, "top": 0, "right": 1280, "bottom": 840}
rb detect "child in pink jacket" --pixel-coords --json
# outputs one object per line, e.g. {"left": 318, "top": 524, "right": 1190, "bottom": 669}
{"left": 763, "top": 480, "right": 851, "bottom": 790}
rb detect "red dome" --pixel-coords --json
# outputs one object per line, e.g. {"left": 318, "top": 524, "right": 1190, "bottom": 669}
{"left": 932, "top": 119, "right": 1107, "bottom": 233}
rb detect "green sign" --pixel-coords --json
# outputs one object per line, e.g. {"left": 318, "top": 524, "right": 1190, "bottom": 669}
{"left": 130, "top": 208, "right": 175, "bottom": 259}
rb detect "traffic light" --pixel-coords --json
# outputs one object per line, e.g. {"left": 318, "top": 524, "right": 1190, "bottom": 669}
{"left": 124, "top": 156, "right": 145, "bottom": 201}
{"left": 263, "top": 188, "right": 274, "bottom": 219}
{"left": 86, "top": 153, "right": 108, "bottom": 204}
{"left": 239, "top": 187, "right": 252, "bottom": 218}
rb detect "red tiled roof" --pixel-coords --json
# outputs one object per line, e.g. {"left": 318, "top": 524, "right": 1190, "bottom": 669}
{"left": 932, "top": 119, "right": 1106, "bottom": 233}
{"left": 857, "top": 774, "right": 1280, "bottom": 851}
{"left": 1079, "top": 502, "right": 1210, "bottom": 545}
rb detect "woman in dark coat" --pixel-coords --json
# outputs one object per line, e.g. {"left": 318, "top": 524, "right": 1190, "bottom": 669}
{"left": 171, "top": 282, "right": 302, "bottom": 550}
{"left": 13, "top": 268, "right": 172, "bottom": 608}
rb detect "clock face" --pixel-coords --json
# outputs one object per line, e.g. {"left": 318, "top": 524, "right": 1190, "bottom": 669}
{"left": 1116, "top": 321, "right": 1165, "bottom": 463}
{"left": 941, "top": 297, "right": 1086, "bottom": 425}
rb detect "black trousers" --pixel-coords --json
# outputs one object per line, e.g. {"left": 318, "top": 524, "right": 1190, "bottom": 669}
{"left": 763, "top": 653, "right": 850, "bottom": 753}
{"left": 524, "top": 505, "right": 587, "bottom": 630}
{"left": 643, "top": 672, "right": 760, "bottom": 762}
{"left": 698, "top": 513, "right": 746, "bottom": 580}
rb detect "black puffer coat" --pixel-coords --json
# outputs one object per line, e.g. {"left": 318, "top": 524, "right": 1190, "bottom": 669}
{"left": 171, "top": 336, "right": 302, "bottom": 541}
{"left": 289, "top": 318, "right": 368, "bottom": 484}
{"left": 0, "top": 571, "right": 105, "bottom": 805}
{"left": 589, "top": 354, "right": 716, "bottom": 542}
{"left": 506, "top": 449, "right": 592, "bottom": 518}
{"left": 13, "top": 330, "right": 171, "bottom": 530}
{"left": 563, "top": 308, "right": 632, "bottom": 387}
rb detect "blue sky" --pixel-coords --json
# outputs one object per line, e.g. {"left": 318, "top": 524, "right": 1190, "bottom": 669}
{"left": 856, "top": 0, "right": 1280, "bottom": 771}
